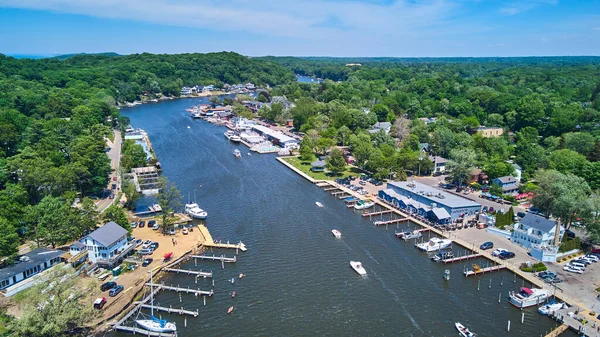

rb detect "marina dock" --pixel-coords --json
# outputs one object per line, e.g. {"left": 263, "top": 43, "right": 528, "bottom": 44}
{"left": 442, "top": 253, "right": 481, "bottom": 263}
{"left": 331, "top": 191, "right": 346, "bottom": 196}
{"left": 362, "top": 210, "right": 394, "bottom": 217}
{"left": 463, "top": 265, "right": 506, "bottom": 277}
{"left": 550, "top": 307, "right": 600, "bottom": 337}
{"left": 140, "top": 304, "right": 198, "bottom": 317}
{"left": 165, "top": 268, "right": 213, "bottom": 278}
{"left": 337, "top": 194, "right": 352, "bottom": 199}
{"left": 191, "top": 254, "right": 237, "bottom": 263}
{"left": 373, "top": 218, "right": 408, "bottom": 226}
{"left": 148, "top": 283, "right": 214, "bottom": 296}
{"left": 113, "top": 325, "right": 176, "bottom": 337}
{"left": 323, "top": 187, "right": 339, "bottom": 192}
{"left": 203, "top": 241, "right": 247, "bottom": 251}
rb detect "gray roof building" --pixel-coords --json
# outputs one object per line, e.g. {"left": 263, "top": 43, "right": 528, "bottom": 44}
{"left": 311, "top": 160, "right": 326, "bottom": 168}
{"left": 496, "top": 176, "right": 517, "bottom": 184}
{"left": 0, "top": 248, "right": 63, "bottom": 282}
{"left": 520, "top": 214, "right": 556, "bottom": 233}
{"left": 70, "top": 241, "right": 85, "bottom": 249}
{"left": 387, "top": 181, "right": 481, "bottom": 209}
{"left": 86, "top": 221, "right": 128, "bottom": 248}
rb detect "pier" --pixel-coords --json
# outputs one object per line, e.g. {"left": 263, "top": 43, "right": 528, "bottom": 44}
{"left": 147, "top": 283, "right": 214, "bottom": 296}
{"left": 323, "top": 187, "right": 339, "bottom": 192}
{"left": 315, "top": 182, "right": 330, "bottom": 187}
{"left": 463, "top": 265, "right": 506, "bottom": 277}
{"left": 164, "top": 268, "right": 213, "bottom": 278}
{"left": 362, "top": 210, "right": 394, "bottom": 217}
{"left": 337, "top": 194, "right": 352, "bottom": 199}
{"left": 191, "top": 254, "right": 237, "bottom": 263}
{"left": 203, "top": 241, "right": 247, "bottom": 252}
{"left": 373, "top": 218, "right": 408, "bottom": 226}
{"left": 331, "top": 191, "right": 346, "bottom": 196}
{"left": 113, "top": 325, "right": 176, "bottom": 337}
{"left": 140, "top": 304, "right": 198, "bottom": 317}
{"left": 442, "top": 253, "right": 481, "bottom": 264}
{"left": 550, "top": 306, "right": 600, "bottom": 337}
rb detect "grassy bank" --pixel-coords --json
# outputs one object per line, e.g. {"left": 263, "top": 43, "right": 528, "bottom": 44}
{"left": 283, "top": 157, "right": 359, "bottom": 180}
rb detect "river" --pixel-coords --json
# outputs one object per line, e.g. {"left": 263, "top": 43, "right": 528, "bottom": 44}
{"left": 111, "top": 98, "right": 565, "bottom": 336}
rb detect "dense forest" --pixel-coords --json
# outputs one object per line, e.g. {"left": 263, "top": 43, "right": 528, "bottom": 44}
{"left": 0, "top": 52, "right": 296, "bottom": 260}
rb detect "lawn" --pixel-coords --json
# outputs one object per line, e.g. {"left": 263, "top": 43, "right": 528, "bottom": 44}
{"left": 283, "top": 157, "right": 360, "bottom": 181}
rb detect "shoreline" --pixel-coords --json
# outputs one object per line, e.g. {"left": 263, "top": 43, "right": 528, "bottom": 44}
{"left": 118, "top": 90, "right": 243, "bottom": 108}
{"left": 276, "top": 155, "right": 599, "bottom": 336}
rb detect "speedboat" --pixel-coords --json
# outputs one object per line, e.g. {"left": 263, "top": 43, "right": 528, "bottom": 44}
{"left": 455, "top": 322, "right": 474, "bottom": 337}
{"left": 402, "top": 230, "right": 422, "bottom": 241}
{"left": 191, "top": 112, "right": 202, "bottom": 119}
{"left": 350, "top": 261, "right": 366, "bottom": 275}
{"left": 431, "top": 251, "right": 454, "bottom": 262}
{"left": 416, "top": 238, "right": 453, "bottom": 252}
{"left": 395, "top": 231, "right": 410, "bottom": 239}
{"left": 332, "top": 229, "right": 341, "bottom": 238}
{"left": 224, "top": 130, "right": 235, "bottom": 139}
{"left": 151, "top": 203, "right": 162, "bottom": 212}
{"left": 316, "top": 202, "right": 324, "bottom": 208}
{"left": 538, "top": 301, "right": 566, "bottom": 315}
{"left": 509, "top": 287, "right": 552, "bottom": 308}
{"left": 354, "top": 200, "right": 375, "bottom": 210}
{"left": 230, "top": 135, "right": 241, "bottom": 142}
{"left": 185, "top": 202, "right": 208, "bottom": 220}
{"left": 233, "top": 149, "right": 241, "bottom": 158}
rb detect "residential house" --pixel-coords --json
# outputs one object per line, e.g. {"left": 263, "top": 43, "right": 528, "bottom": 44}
{"left": 245, "top": 83, "right": 256, "bottom": 90}
{"left": 67, "top": 241, "right": 88, "bottom": 267}
{"left": 203, "top": 85, "right": 215, "bottom": 92}
{"left": 418, "top": 117, "right": 437, "bottom": 125}
{"left": 83, "top": 221, "right": 133, "bottom": 268}
{"left": 492, "top": 175, "right": 519, "bottom": 195}
{"left": 469, "top": 126, "right": 504, "bottom": 138}
{"left": 470, "top": 168, "right": 488, "bottom": 185}
{"left": 311, "top": 160, "right": 326, "bottom": 172}
{"left": 512, "top": 163, "right": 523, "bottom": 183}
{"left": 0, "top": 248, "right": 64, "bottom": 292}
{"left": 429, "top": 156, "right": 448, "bottom": 173}
{"left": 419, "top": 143, "right": 430, "bottom": 153}
{"left": 511, "top": 214, "right": 563, "bottom": 249}
{"left": 368, "top": 122, "right": 392, "bottom": 134}
{"left": 243, "top": 101, "right": 263, "bottom": 113}
{"left": 180, "top": 87, "right": 192, "bottom": 95}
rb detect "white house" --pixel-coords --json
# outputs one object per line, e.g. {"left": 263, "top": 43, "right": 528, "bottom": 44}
{"left": 0, "top": 248, "right": 64, "bottom": 292}
{"left": 180, "top": 86, "right": 192, "bottom": 95}
{"left": 510, "top": 214, "right": 564, "bottom": 249}
{"left": 368, "top": 122, "right": 392, "bottom": 134}
{"left": 83, "top": 222, "right": 133, "bottom": 268}
{"left": 429, "top": 156, "right": 448, "bottom": 173}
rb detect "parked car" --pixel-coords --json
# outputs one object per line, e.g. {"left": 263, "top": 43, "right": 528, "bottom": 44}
{"left": 139, "top": 248, "right": 154, "bottom": 255}
{"left": 148, "top": 220, "right": 156, "bottom": 227}
{"left": 566, "top": 230, "right": 576, "bottom": 239}
{"left": 182, "top": 228, "right": 189, "bottom": 235}
{"left": 109, "top": 285, "right": 124, "bottom": 297}
{"left": 498, "top": 251, "right": 515, "bottom": 260}
{"left": 142, "top": 258, "right": 153, "bottom": 267}
{"left": 130, "top": 222, "right": 137, "bottom": 229}
{"left": 135, "top": 239, "right": 143, "bottom": 247}
{"left": 480, "top": 241, "right": 494, "bottom": 250}
{"left": 150, "top": 242, "right": 159, "bottom": 250}
{"left": 100, "top": 281, "right": 117, "bottom": 292}
{"left": 585, "top": 254, "right": 599, "bottom": 262}
{"left": 93, "top": 297, "right": 107, "bottom": 309}
{"left": 142, "top": 242, "right": 152, "bottom": 249}
{"left": 537, "top": 271, "right": 557, "bottom": 279}
{"left": 517, "top": 212, "right": 526, "bottom": 218}
{"left": 359, "top": 181, "right": 366, "bottom": 186}
{"left": 138, "top": 220, "right": 146, "bottom": 227}
{"left": 492, "top": 248, "right": 508, "bottom": 257}
{"left": 152, "top": 223, "right": 160, "bottom": 230}
{"left": 169, "top": 228, "right": 176, "bottom": 235}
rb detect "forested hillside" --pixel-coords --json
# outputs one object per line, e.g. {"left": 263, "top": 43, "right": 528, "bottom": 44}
{"left": 0, "top": 52, "right": 295, "bottom": 260}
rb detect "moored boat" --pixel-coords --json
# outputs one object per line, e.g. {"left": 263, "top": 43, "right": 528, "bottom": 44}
{"left": 509, "top": 287, "right": 552, "bottom": 308}
{"left": 230, "top": 135, "right": 241, "bottom": 142}
{"left": 354, "top": 200, "right": 375, "bottom": 210}
{"left": 350, "top": 261, "right": 366, "bottom": 275}
{"left": 431, "top": 251, "right": 454, "bottom": 262}
{"left": 538, "top": 301, "right": 566, "bottom": 315}
{"left": 233, "top": 149, "right": 241, "bottom": 158}
{"left": 415, "top": 237, "right": 452, "bottom": 252}
{"left": 455, "top": 322, "right": 474, "bottom": 337}
{"left": 136, "top": 270, "right": 177, "bottom": 333}
{"left": 402, "top": 230, "right": 422, "bottom": 241}
{"left": 316, "top": 202, "right": 324, "bottom": 208}
{"left": 332, "top": 229, "right": 341, "bottom": 238}
{"left": 395, "top": 231, "right": 410, "bottom": 239}
{"left": 185, "top": 202, "right": 208, "bottom": 220}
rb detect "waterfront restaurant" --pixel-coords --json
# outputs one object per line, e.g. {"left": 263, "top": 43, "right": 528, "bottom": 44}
{"left": 251, "top": 125, "right": 299, "bottom": 148}
{"left": 380, "top": 181, "right": 481, "bottom": 221}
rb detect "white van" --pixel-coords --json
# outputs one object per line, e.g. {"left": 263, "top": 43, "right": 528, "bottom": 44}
{"left": 568, "top": 261, "right": 586, "bottom": 270}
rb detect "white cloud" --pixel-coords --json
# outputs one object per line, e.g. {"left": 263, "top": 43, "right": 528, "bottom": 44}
{"left": 499, "top": 0, "right": 557, "bottom": 16}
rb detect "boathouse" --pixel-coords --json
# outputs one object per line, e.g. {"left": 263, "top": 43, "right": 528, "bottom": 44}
{"left": 83, "top": 222, "right": 134, "bottom": 268}
{"left": 0, "top": 248, "right": 64, "bottom": 294}
{"left": 381, "top": 181, "right": 481, "bottom": 221}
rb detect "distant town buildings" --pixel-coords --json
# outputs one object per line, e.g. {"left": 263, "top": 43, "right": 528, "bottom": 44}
{"left": 469, "top": 126, "right": 504, "bottom": 138}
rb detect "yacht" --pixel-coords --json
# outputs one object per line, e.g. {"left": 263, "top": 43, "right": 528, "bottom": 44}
{"left": 415, "top": 237, "right": 452, "bottom": 252}
{"left": 148, "top": 203, "right": 162, "bottom": 212}
{"left": 233, "top": 149, "right": 241, "bottom": 158}
{"left": 230, "top": 134, "right": 241, "bottom": 142}
{"left": 538, "top": 301, "right": 566, "bottom": 315}
{"left": 185, "top": 202, "right": 208, "bottom": 220}
{"left": 332, "top": 229, "right": 341, "bottom": 238}
{"left": 455, "top": 322, "right": 474, "bottom": 337}
{"left": 136, "top": 270, "right": 176, "bottom": 333}
{"left": 350, "top": 261, "right": 366, "bottom": 275}
{"left": 402, "top": 230, "right": 422, "bottom": 241}
{"left": 354, "top": 200, "right": 375, "bottom": 210}
{"left": 431, "top": 251, "right": 454, "bottom": 262}
{"left": 509, "top": 287, "right": 552, "bottom": 308}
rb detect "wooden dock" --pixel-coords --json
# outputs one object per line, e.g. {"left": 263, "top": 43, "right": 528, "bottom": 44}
{"left": 164, "top": 268, "right": 212, "bottom": 278}
{"left": 148, "top": 283, "right": 214, "bottom": 296}
{"left": 442, "top": 254, "right": 481, "bottom": 264}
{"left": 203, "top": 241, "right": 247, "bottom": 252}
{"left": 140, "top": 304, "right": 198, "bottom": 317}
{"left": 464, "top": 265, "right": 506, "bottom": 277}
{"left": 544, "top": 324, "right": 569, "bottom": 337}
{"left": 550, "top": 307, "right": 600, "bottom": 337}
{"left": 331, "top": 191, "right": 346, "bottom": 196}
{"left": 315, "top": 182, "right": 330, "bottom": 187}
{"left": 373, "top": 218, "right": 408, "bottom": 226}
{"left": 113, "top": 325, "right": 176, "bottom": 337}
{"left": 323, "top": 187, "right": 339, "bottom": 192}
{"left": 362, "top": 210, "right": 393, "bottom": 217}
{"left": 337, "top": 194, "right": 352, "bottom": 199}
{"left": 191, "top": 254, "right": 237, "bottom": 263}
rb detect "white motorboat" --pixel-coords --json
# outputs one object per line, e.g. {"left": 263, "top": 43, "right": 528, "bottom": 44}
{"left": 354, "top": 200, "right": 375, "bottom": 210}
{"left": 538, "top": 301, "right": 567, "bottom": 315}
{"left": 395, "top": 231, "right": 410, "bottom": 239}
{"left": 455, "top": 322, "right": 474, "bottom": 337}
{"left": 191, "top": 112, "right": 202, "bottom": 119}
{"left": 136, "top": 270, "right": 176, "bottom": 333}
{"left": 416, "top": 238, "right": 452, "bottom": 252}
{"left": 316, "top": 202, "right": 324, "bottom": 208}
{"left": 350, "top": 261, "right": 366, "bottom": 275}
{"left": 402, "top": 230, "right": 422, "bottom": 241}
{"left": 332, "top": 229, "right": 341, "bottom": 238}
{"left": 509, "top": 287, "right": 552, "bottom": 308}
{"left": 233, "top": 149, "right": 241, "bottom": 158}
{"left": 185, "top": 202, "right": 208, "bottom": 220}
{"left": 150, "top": 203, "right": 162, "bottom": 212}
{"left": 230, "top": 135, "right": 241, "bottom": 142}
{"left": 431, "top": 251, "right": 454, "bottom": 262}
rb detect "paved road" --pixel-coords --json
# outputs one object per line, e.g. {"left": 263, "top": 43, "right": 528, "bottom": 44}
{"left": 96, "top": 130, "right": 121, "bottom": 212}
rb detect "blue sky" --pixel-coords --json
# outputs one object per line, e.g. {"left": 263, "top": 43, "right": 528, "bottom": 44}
{"left": 0, "top": 0, "right": 599, "bottom": 57}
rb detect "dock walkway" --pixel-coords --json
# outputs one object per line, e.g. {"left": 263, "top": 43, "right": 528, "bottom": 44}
{"left": 362, "top": 210, "right": 393, "bottom": 217}
{"left": 550, "top": 307, "right": 600, "bottom": 337}
{"left": 464, "top": 265, "right": 506, "bottom": 277}
{"left": 148, "top": 283, "right": 214, "bottom": 296}
{"left": 140, "top": 304, "right": 198, "bottom": 317}
{"left": 113, "top": 325, "right": 176, "bottom": 337}
{"left": 191, "top": 254, "right": 237, "bottom": 263}
{"left": 164, "top": 268, "right": 212, "bottom": 278}
{"left": 442, "top": 254, "right": 481, "bottom": 264}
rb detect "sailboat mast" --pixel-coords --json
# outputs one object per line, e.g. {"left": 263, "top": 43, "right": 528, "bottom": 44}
{"left": 150, "top": 269, "right": 154, "bottom": 317}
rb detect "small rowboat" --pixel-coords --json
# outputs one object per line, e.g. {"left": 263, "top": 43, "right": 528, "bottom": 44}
{"left": 239, "top": 273, "right": 244, "bottom": 279}
{"left": 228, "top": 306, "right": 234, "bottom": 314}
{"left": 231, "top": 278, "right": 235, "bottom": 284}
{"left": 231, "top": 291, "right": 236, "bottom": 298}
